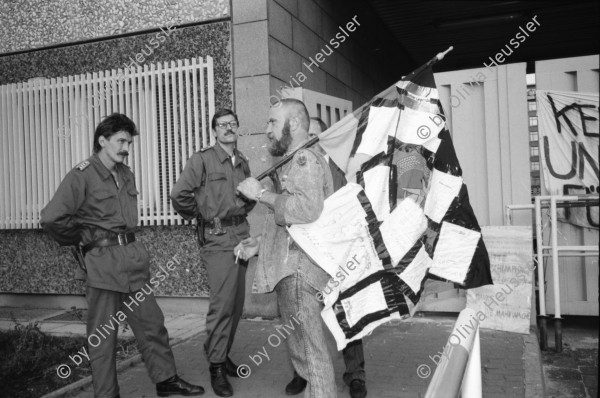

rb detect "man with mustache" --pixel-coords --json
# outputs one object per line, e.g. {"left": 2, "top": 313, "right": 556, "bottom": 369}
{"left": 41, "top": 113, "right": 204, "bottom": 398}
{"left": 236, "top": 99, "right": 337, "bottom": 398}
{"left": 171, "top": 109, "right": 254, "bottom": 397}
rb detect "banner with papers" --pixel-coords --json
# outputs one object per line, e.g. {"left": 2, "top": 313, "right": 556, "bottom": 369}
{"left": 466, "top": 226, "right": 534, "bottom": 334}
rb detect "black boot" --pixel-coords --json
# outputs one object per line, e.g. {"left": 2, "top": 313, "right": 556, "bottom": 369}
{"left": 210, "top": 363, "right": 233, "bottom": 397}
{"left": 225, "top": 356, "right": 240, "bottom": 378}
{"left": 156, "top": 375, "right": 205, "bottom": 397}
{"left": 349, "top": 379, "right": 367, "bottom": 398}
{"left": 285, "top": 371, "right": 307, "bottom": 395}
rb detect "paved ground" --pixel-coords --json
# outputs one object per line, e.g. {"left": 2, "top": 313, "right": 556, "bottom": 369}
{"left": 59, "top": 314, "right": 539, "bottom": 398}
{"left": 8, "top": 306, "right": 599, "bottom": 397}
{"left": 542, "top": 316, "right": 598, "bottom": 398}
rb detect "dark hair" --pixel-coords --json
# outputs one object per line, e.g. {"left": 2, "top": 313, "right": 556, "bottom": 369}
{"left": 310, "top": 117, "right": 328, "bottom": 132}
{"left": 211, "top": 108, "right": 239, "bottom": 130}
{"left": 279, "top": 98, "right": 310, "bottom": 131}
{"left": 93, "top": 113, "right": 138, "bottom": 153}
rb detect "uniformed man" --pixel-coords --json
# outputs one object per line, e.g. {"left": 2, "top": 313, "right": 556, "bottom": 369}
{"left": 170, "top": 109, "right": 254, "bottom": 397}
{"left": 286, "top": 117, "right": 367, "bottom": 398}
{"left": 41, "top": 113, "right": 204, "bottom": 398}
{"left": 235, "top": 99, "right": 337, "bottom": 398}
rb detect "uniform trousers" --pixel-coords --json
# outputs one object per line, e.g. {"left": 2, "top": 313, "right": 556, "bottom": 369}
{"left": 86, "top": 286, "right": 177, "bottom": 398}
{"left": 203, "top": 250, "right": 247, "bottom": 363}
{"left": 342, "top": 340, "right": 366, "bottom": 385}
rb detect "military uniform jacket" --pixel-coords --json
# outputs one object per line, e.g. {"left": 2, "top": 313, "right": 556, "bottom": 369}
{"left": 170, "top": 143, "right": 254, "bottom": 251}
{"left": 253, "top": 147, "right": 334, "bottom": 293}
{"left": 40, "top": 154, "right": 151, "bottom": 293}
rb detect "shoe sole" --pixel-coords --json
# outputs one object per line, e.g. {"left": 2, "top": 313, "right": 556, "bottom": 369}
{"left": 285, "top": 386, "right": 307, "bottom": 395}
{"left": 212, "top": 391, "right": 233, "bottom": 397}
{"left": 285, "top": 389, "right": 306, "bottom": 395}
{"left": 156, "top": 391, "right": 205, "bottom": 397}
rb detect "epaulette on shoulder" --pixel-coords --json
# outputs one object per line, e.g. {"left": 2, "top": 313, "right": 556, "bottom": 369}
{"left": 237, "top": 150, "right": 249, "bottom": 162}
{"left": 199, "top": 146, "right": 213, "bottom": 153}
{"left": 74, "top": 160, "right": 90, "bottom": 171}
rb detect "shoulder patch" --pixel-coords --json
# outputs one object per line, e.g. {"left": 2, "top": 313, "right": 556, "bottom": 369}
{"left": 75, "top": 160, "right": 90, "bottom": 171}
{"left": 295, "top": 150, "right": 307, "bottom": 166}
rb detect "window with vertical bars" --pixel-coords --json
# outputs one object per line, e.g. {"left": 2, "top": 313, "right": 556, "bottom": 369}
{"left": 0, "top": 56, "right": 215, "bottom": 229}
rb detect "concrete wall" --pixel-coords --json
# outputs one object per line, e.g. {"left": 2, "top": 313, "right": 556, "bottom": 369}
{"left": 0, "top": 0, "right": 228, "bottom": 54}
{"left": 0, "top": 1, "right": 233, "bottom": 298}
{"left": 0, "top": 226, "right": 209, "bottom": 296}
{"left": 232, "top": 0, "right": 416, "bottom": 182}
{"left": 267, "top": 0, "right": 413, "bottom": 110}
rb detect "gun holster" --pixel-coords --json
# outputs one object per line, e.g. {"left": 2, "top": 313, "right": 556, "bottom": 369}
{"left": 196, "top": 217, "right": 206, "bottom": 248}
{"left": 71, "top": 244, "right": 87, "bottom": 281}
{"left": 208, "top": 217, "right": 226, "bottom": 236}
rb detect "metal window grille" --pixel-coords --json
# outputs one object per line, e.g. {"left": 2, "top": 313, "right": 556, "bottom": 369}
{"left": 0, "top": 56, "right": 215, "bottom": 229}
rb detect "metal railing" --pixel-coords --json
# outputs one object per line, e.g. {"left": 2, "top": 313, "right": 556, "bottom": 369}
{"left": 506, "top": 194, "right": 599, "bottom": 352}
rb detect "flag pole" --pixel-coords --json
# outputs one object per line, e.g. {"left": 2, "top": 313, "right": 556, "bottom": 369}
{"left": 389, "top": 45, "right": 454, "bottom": 174}
{"left": 402, "top": 46, "right": 453, "bottom": 80}
{"left": 256, "top": 136, "right": 320, "bottom": 181}
{"left": 256, "top": 46, "right": 454, "bottom": 181}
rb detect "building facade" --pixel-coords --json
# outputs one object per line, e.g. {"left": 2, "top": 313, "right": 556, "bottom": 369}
{"left": 0, "top": 0, "right": 412, "bottom": 315}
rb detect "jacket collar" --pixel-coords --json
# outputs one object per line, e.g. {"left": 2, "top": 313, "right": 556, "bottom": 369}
{"left": 214, "top": 142, "right": 242, "bottom": 167}
{"left": 91, "top": 153, "right": 131, "bottom": 182}
{"left": 91, "top": 153, "right": 112, "bottom": 180}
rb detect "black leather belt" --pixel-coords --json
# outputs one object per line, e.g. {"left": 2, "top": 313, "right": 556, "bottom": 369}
{"left": 82, "top": 232, "right": 136, "bottom": 255}
{"left": 206, "top": 216, "right": 246, "bottom": 229}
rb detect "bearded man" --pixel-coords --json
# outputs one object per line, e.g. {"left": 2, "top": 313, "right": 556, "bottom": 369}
{"left": 236, "top": 99, "right": 337, "bottom": 398}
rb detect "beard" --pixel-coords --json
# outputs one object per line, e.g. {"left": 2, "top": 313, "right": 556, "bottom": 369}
{"left": 268, "top": 119, "right": 293, "bottom": 157}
